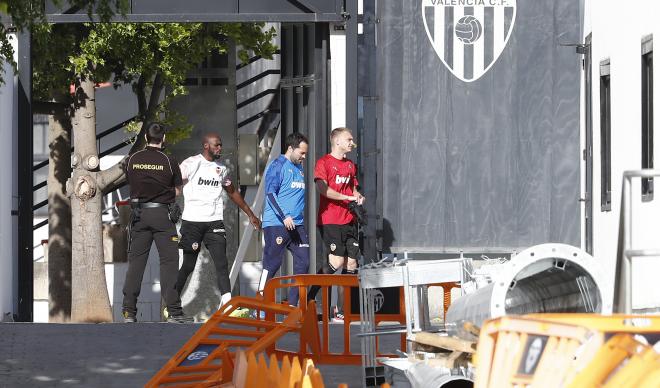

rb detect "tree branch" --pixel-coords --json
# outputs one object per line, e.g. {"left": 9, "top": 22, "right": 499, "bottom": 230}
{"left": 136, "top": 74, "right": 146, "bottom": 115}
{"left": 128, "top": 71, "right": 165, "bottom": 154}
{"left": 146, "top": 72, "right": 164, "bottom": 117}
{"left": 98, "top": 156, "right": 127, "bottom": 194}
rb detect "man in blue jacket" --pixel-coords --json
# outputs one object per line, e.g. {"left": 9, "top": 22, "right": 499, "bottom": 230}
{"left": 258, "top": 132, "right": 309, "bottom": 306}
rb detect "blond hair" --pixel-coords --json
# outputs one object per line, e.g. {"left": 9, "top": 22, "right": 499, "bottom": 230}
{"left": 330, "top": 127, "right": 352, "bottom": 141}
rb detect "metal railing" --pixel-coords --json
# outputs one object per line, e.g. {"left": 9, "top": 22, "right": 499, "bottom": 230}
{"left": 32, "top": 116, "right": 137, "bottom": 230}
{"left": 613, "top": 169, "right": 660, "bottom": 313}
{"left": 228, "top": 127, "right": 280, "bottom": 289}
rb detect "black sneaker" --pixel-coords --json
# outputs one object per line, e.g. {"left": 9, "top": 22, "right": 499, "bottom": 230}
{"left": 167, "top": 313, "right": 194, "bottom": 323}
{"left": 122, "top": 311, "right": 136, "bottom": 323}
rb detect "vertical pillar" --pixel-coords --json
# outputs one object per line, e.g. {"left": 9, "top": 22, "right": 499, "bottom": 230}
{"left": 17, "top": 31, "right": 33, "bottom": 322}
{"left": 358, "top": 0, "right": 381, "bottom": 261}
{"left": 0, "top": 30, "right": 17, "bottom": 319}
{"left": 346, "top": 0, "right": 358, "bottom": 132}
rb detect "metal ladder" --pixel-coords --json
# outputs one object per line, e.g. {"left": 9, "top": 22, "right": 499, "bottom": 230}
{"left": 613, "top": 169, "right": 660, "bottom": 313}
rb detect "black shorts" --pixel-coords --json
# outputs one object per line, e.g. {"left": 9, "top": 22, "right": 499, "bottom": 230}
{"left": 319, "top": 224, "right": 360, "bottom": 259}
{"left": 178, "top": 220, "right": 226, "bottom": 254}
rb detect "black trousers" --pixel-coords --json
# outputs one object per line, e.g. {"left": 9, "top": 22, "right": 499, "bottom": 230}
{"left": 176, "top": 220, "right": 230, "bottom": 295}
{"left": 122, "top": 206, "right": 183, "bottom": 316}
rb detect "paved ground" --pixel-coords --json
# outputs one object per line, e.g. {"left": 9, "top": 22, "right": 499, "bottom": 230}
{"left": 0, "top": 322, "right": 400, "bottom": 388}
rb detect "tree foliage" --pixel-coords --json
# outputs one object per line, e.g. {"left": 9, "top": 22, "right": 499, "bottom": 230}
{"left": 32, "top": 22, "right": 277, "bottom": 143}
{"left": 0, "top": 0, "right": 129, "bottom": 84}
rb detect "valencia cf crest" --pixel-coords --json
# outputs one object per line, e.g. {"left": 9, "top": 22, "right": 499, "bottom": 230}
{"left": 422, "top": 0, "right": 517, "bottom": 82}
{"left": 330, "top": 243, "right": 337, "bottom": 252}
{"left": 276, "top": 236, "right": 284, "bottom": 245}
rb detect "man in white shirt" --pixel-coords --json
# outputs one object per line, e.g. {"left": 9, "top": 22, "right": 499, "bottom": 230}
{"left": 176, "top": 133, "right": 261, "bottom": 308}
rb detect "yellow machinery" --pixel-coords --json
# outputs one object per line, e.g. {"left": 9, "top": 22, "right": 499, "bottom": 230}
{"left": 474, "top": 314, "right": 660, "bottom": 387}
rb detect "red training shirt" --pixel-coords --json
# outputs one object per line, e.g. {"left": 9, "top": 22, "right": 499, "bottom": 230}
{"left": 314, "top": 154, "right": 359, "bottom": 225}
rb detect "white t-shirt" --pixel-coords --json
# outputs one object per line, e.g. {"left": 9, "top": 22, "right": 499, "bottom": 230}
{"left": 180, "top": 154, "right": 231, "bottom": 222}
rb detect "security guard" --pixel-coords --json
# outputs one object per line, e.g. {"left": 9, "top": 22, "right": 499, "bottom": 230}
{"left": 122, "top": 122, "right": 191, "bottom": 323}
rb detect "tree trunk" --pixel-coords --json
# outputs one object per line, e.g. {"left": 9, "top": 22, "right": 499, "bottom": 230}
{"left": 47, "top": 102, "right": 72, "bottom": 322}
{"left": 70, "top": 75, "right": 113, "bottom": 322}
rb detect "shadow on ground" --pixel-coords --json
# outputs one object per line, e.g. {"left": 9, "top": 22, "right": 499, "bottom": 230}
{"left": 0, "top": 322, "right": 395, "bottom": 387}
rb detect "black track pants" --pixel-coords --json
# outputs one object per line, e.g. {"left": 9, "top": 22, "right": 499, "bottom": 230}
{"left": 175, "top": 220, "right": 230, "bottom": 295}
{"left": 122, "top": 207, "right": 183, "bottom": 316}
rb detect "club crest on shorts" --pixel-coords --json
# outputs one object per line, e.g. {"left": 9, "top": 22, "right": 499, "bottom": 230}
{"left": 192, "top": 242, "right": 199, "bottom": 251}
{"left": 276, "top": 236, "right": 284, "bottom": 245}
{"left": 330, "top": 243, "right": 337, "bottom": 252}
{"left": 421, "top": 0, "right": 517, "bottom": 82}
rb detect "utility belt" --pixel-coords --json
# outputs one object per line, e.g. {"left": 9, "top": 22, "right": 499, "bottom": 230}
{"left": 129, "top": 199, "right": 181, "bottom": 223}
{"left": 127, "top": 199, "right": 182, "bottom": 253}
{"left": 130, "top": 200, "right": 169, "bottom": 209}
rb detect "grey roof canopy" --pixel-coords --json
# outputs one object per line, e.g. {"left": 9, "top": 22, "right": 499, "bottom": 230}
{"left": 43, "top": 0, "right": 344, "bottom": 22}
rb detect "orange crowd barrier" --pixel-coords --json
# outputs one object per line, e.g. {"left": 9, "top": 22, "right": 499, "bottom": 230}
{"left": 148, "top": 274, "right": 461, "bottom": 387}
{"left": 222, "top": 350, "right": 393, "bottom": 388}
{"left": 262, "top": 274, "right": 407, "bottom": 365}
{"left": 146, "top": 296, "right": 319, "bottom": 387}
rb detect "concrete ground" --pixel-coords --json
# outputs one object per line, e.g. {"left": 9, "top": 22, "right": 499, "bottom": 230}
{"left": 0, "top": 322, "right": 400, "bottom": 388}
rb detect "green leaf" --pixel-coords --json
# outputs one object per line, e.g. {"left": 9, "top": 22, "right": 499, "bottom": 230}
{"left": 29, "top": 21, "right": 278, "bottom": 144}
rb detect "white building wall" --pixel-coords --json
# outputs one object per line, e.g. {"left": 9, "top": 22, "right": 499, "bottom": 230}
{"left": 585, "top": 0, "right": 660, "bottom": 310}
{"left": 0, "top": 33, "right": 17, "bottom": 320}
{"left": 330, "top": 27, "right": 346, "bottom": 129}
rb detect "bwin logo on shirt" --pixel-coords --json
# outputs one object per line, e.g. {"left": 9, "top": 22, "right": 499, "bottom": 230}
{"left": 198, "top": 177, "right": 220, "bottom": 187}
{"left": 422, "top": 0, "right": 517, "bottom": 82}
{"left": 335, "top": 176, "right": 351, "bottom": 184}
{"left": 291, "top": 182, "right": 305, "bottom": 189}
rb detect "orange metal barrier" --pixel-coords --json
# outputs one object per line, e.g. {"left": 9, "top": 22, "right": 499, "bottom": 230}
{"left": 222, "top": 351, "right": 393, "bottom": 388}
{"left": 262, "top": 274, "right": 407, "bottom": 365}
{"left": 430, "top": 282, "right": 461, "bottom": 317}
{"left": 221, "top": 351, "right": 324, "bottom": 388}
{"left": 146, "top": 296, "right": 320, "bottom": 387}
{"left": 148, "top": 275, "right": 461, "bottom": 387}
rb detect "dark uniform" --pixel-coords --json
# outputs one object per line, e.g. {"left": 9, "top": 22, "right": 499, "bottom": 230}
{"left": 122, "top": 146, "right": 184, "bottom": 320}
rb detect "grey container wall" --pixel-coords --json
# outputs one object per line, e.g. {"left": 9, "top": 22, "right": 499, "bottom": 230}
{"left": 362, "top": 0, "right": 583, "bottom": 253}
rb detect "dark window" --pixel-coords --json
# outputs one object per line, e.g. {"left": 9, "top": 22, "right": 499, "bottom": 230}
{"left": 600, "top": 59, "right": 611, "bottom": 211}
{"left": 642, "top": 35, "right": 653, "bottom": 201}
{"left": 185, "top": 48, "right": 229, "bottom": 87}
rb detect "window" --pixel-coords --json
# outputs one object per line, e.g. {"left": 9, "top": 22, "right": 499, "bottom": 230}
{"left": 33, "top": 114, "right": 49, "bottom": 216}
{"left": 600, "top": 59, "right": 611, "bottom": 211}
{"left": 642, "top": 35, "right": 654, "bottom": 201}
{"left": 184, "top": 50, "right": 229, "bottom": 87}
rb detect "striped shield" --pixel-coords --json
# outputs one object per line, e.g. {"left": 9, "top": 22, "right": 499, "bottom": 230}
{"left": 422, "top": 0, "right": 517, "bottom": 82}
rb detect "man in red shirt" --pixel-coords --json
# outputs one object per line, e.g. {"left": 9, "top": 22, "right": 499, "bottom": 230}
{"left": 309, "top": 127, "right": 364, "bottom": 320}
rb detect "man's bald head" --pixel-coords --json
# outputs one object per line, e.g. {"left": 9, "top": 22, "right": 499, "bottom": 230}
{"left": 202, "top": 133, "right": 221, "bottom": 146}
{"left": 201, "top": 133, "right": 223, "bottom": 161}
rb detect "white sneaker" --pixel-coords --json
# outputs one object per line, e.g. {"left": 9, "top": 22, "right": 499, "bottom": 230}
{"left": 332, "top": 307, "right": 345, "bottom": 323}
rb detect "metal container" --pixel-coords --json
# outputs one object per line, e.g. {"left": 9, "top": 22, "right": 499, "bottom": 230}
{"left": 446, "top": 243, "right": 612, "bottom": 329}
